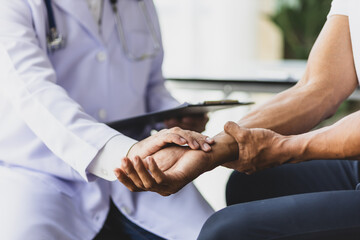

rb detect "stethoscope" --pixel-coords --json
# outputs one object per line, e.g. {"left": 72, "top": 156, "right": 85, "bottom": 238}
{"left": 44, "top": 0, "right": 160, "bottom": 61}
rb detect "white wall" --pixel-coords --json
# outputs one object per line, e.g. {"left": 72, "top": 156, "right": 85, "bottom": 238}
{"left": 154, "top": 0, "right": 260, "bottom": 77}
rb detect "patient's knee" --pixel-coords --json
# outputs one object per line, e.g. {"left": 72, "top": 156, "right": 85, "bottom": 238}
{"left": 197, "top": 206, "right": 259, "bottom": 240}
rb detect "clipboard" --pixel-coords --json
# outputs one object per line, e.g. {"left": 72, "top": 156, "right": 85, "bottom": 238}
{"left": 107, "top": 100, "right": 253, "bottom": 132}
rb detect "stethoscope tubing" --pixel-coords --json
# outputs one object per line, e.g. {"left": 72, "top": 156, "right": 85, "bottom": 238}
{"left": 44, "top": 0, "right": 160, "bottom": 60}
{"left": 44, "top": 0, "right": 57, "bottom": 30}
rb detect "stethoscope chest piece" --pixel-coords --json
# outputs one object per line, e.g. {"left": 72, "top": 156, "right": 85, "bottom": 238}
{"left": 44, "top": 0, "right": 66, "bottom": 53}
{"left": 47, "top": 28, "right": 66, "bottom": 53}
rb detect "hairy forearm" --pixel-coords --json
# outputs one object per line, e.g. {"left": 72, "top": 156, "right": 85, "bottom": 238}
{"left": 287, "top": 111, "right": 360, "bottom": 162}
{"left": 206, "top": 82, "right": 340, "bottom": 167}
{"left": 207, "top": 16, "right": 358, "bottom": 169}
{"left": 238, "top": 83, "right": 338, "bottom": 135}
{"left": 204, "top": 86, "right": 338, "bottom": 168}
{"left": 239, "top": 16, "right": 357, "bottom": 135}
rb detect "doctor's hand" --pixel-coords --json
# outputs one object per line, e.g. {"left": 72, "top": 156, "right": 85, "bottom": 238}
{"left": 115, "top": 146, "right": 213, "bottom": 196}
{"left": 115, "top": 130, "right": 241, "bottom": 195}
{"left": 164, "top": 114, "right": 209, "bottom": 133}
{"left": 222, "top": 121, "right": 291, "bottom": 174}
{"left": 127, "top": 127, "right": 214, "bottom": 161}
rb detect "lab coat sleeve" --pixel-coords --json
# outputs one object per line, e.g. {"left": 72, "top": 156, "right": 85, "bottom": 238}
{"left": 88, "top": 135, "right": 137, "bottom": 181}
{"left": 0, "top": 1, "right": 133, "bottom": 181}
{"left": 145, "top": 0, "right": 180, "bottom": 113}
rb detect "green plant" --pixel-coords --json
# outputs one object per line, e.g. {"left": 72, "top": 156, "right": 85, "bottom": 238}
{"left": 270, "top": 0, "right": 332, "bottom": 59}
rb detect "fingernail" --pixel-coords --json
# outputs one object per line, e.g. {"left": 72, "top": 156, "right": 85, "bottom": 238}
{"left": 114, "top": 170, "right": 120, "bottom": 178}
{"left": 180, "top": 137, "right": 187, "bottom": 144}
{"left": 122, "top": 159, "right": 127, "bottom": 167}
{"left": 206, "top": 137, "right": 214, "bottom": 143}
{"left": 193, "top": 140, "right": 199, "bottom": 148}
{"left": 203, "top": 143, "right": 211, "bottom": 151}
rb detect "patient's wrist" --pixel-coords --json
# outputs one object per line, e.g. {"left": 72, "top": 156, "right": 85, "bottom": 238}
{"left": 207, "top": 132, "right": 239, "bottom": 168}
{"left": 278, "top": 134, "right": 308, "bottom": 164}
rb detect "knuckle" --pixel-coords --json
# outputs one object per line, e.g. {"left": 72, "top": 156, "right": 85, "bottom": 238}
{"left": 156, "top": 177, "right": 164, "bottom": 185}
{"left": 171, "top": 127, "right": 181, "bottom": 132}
{"left": 134, "top": 160, "right": 141, "bottom": 168}
{"left": 169, "top": 133, "right": 179, "bottom": 140}
{"left": 144, "top": 182, "right": 153, "bottom": 189}
{"left": 237, "top": 131, "right": 246, "bottom": 139}
{"left": 224, "top": 121, "right": 232, "bottom": 130}
{"left": 183, "top": 130, "right": 193, "bottom": 138}
{"left": 136, "top": 182, "right": 145, "bottom": 189}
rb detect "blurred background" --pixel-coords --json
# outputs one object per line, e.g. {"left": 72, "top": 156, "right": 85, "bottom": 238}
{"left": 155, "top": 0, "right": 331, "bottom": 76}
{"left": 153, "top": 0, "right": 338, "bottom": 210}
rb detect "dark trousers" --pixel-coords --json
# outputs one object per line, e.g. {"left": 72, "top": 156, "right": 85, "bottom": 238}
{"left": 198, "top": 160, "right": 360, "bottom": 240}
{"left": 94, "top": 200, "right": 165, "bottom": 240}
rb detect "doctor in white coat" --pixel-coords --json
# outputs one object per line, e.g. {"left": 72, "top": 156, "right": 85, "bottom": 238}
{"left": 0, "top": 0, "right": 214, "bottom": 239}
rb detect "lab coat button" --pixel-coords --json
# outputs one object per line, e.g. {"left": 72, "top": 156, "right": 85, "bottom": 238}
{"left": 121, "top": 206, "right": 132, "bottom": 215}
{"left": 96, "top": 52, "right": 107, "bottom": 62}
{"left": 98, "top": 109, "right": 107, "bottom": 120}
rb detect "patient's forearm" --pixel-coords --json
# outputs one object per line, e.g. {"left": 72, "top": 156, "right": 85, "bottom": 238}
{"left": 207, "top": 132, "right": 239, "bottom": 167}
{"left": 239, "top": 16, "right": 357, "bottom": 136}
{"left": 206, "top": 84, "right": 340, "bottom": 167}
{"left": 238, "top": 85, "right": 336, "bottom": 135}
{"left": 208, "top": 16, "right": 358, "bottom": 169}
{"left": 288, "top": 110, "right": 360, "bottom": 162}
{"left": 207, "top": 110, "right": 360, "bottom": 172}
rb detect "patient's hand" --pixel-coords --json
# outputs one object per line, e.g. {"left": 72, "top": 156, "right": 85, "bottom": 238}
{"left": 114, "top": 146, "right": 213, "bottom": 196}
{"left": 114, "top": 129, "right": 240, "bottom": 196}
{"left": 223, "top": 121, "right": 290, "bottom": 174}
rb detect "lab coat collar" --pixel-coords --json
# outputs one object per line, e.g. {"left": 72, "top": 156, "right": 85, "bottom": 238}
{"left": 52, "top": 0, "right": 104, "bottom": 45}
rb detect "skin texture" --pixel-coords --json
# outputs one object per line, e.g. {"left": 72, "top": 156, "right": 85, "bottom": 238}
{"left": 115, "top": 132, "right": 238, "bottom": 196}
{"left": 126, "top": 126, "right": 214, "bottom": 161}
{"left": 115, "top": 16, "right": 360, "bottom": 195}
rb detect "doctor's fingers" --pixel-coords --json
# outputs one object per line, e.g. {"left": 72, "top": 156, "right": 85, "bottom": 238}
{"left": 132, "top": 156, "right": 158, "bottom": 190}
{"left": 146, "top": 157, "right": 166, "bottom": 184}
{"left": 160, "top": 127, "right": 214, "bottom": 152}
{"left": 147, "top": 156, "right": 182, "bottom": 196}
{"left": 114, "top": 168, "right": 144, "bottom": 193}
{"left": 120, "top": 157, "right": 145, "bottom": 189}
{"left": 120, "top": 156, "right": 172, "bottom": 196}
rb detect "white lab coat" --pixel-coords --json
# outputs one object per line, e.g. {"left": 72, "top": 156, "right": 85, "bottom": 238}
{"left": 0, "top": 0, "right": 214, "bottom": 239}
